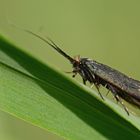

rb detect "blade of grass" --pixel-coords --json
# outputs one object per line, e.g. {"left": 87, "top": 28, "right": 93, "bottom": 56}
{"left": 0, "top": 34, "right": 140, "bottom": 140}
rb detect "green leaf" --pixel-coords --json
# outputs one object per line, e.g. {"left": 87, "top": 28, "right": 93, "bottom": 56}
{"left": 0, "top": 34, "right": 140, "bottom": 140}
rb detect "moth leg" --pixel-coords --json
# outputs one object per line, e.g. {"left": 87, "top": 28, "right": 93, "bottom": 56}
{"left": 80, "top": 70, "right": 87, "bottom": 85}
{"left": 65, "top": 71, "right": 77, "bottom": 78}
{"left": 72, "top": 70, "right": 78, "bottom": 78}
{"left": 108, "top": 84, "right": 129, "bottom": 115}
{"left": 106, "top": 89, "right": 110, "bottom": 96}
{"left": 72, "top": 72, "right": 77, "bottom": 78}
{"left": 83, "top": 79, "right": 86, "bottom": 85}
{"left": 91, "top": 83, "right": 104, "bottom": 100}
{"left": 90, "top": 84, "right": 94, "bottom": 88}
{"left": 105, "top": 84, "right": 110, "bottom": 96}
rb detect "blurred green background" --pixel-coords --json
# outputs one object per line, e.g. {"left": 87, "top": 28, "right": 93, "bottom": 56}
{"left": 0, "top": 0, "right": 140, "bottom": 140}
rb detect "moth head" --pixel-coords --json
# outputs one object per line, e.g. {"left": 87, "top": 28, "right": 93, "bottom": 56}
{"left": 71, "top": 55, "right": 82, "bottom": 77}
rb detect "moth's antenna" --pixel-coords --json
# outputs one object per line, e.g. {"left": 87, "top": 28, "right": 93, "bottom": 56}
{"left": 8, "top": 21, "right": 74, "bottom": 63}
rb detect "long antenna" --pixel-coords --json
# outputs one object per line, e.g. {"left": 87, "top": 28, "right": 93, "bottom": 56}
{"left": 9, "top": 22, "right": 74, "bottom": 63}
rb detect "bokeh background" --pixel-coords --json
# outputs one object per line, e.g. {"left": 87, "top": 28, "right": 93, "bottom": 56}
{"left": 0, "top": 0, "right": 140, "bottom": 140}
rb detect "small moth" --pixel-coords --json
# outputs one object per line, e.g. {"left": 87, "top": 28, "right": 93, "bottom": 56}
{"left": 14, "top": 26, "right": 140, "bottom": 115}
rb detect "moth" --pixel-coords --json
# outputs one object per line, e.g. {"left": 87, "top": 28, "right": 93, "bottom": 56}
{"left": 14, "top": 26, "right": 140, "bottom": 115}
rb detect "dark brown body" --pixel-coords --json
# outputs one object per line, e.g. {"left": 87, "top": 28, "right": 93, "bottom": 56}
{"left": 79, "top": 58, "right": 140, "bottom": 108}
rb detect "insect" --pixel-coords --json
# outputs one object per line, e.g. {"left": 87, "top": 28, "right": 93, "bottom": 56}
{"left": 11, "top": 24, "right": 140, "bottom": 115}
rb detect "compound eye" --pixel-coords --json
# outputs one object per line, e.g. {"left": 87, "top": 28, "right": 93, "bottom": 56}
{"left": 73, "top": 62, "right": 77, "bottom": 67}
{"left": 73, "top": 60, "right": 80, "bottom": 67}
